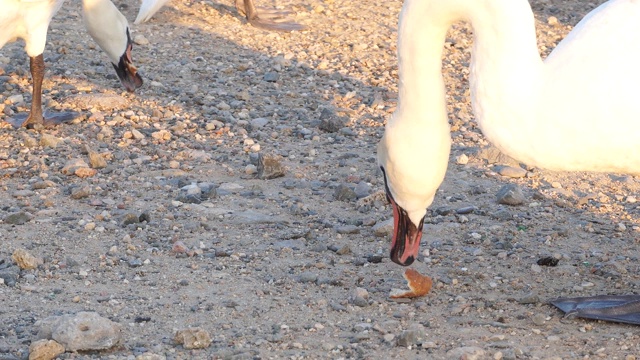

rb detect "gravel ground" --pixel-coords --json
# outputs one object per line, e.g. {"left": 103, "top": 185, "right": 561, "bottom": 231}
{"left": 1, "top": 0, "right": 640, "bottom": 359}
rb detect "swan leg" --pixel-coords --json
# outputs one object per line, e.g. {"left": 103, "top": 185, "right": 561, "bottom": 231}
{"left": 550, "top": 295, "right": 640, "bottom": 325}
{"left": 5, "top": 55, "right": 78, "bottom": 129}
{"left": 236, "top": 0, "right": 306, "bottom": 32}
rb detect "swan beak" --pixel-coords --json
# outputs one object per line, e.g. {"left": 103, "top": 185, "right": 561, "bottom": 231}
{"left": 380, "top": 166, "right": 424, "bottom": 266}
{"left": 389, "top": 195, "right": 424, "bottom": 266}
{"left": 112, "top": 29, "right": 143, "bottom": 92}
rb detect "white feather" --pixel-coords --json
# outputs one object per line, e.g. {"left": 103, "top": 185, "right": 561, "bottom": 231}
{"left": 0, "top": 0, "right": 65, "bottom": 57}
{"left": 135, "top": 0, "right": 171, "bottom": 24}
{"left": 82, "top": 0, "right": 130, "bottom": 64}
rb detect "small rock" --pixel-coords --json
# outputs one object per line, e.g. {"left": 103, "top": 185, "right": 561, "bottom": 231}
{"left": 61, "top": 159, "right": 90, "bottom": 175}
{"left": 257, "top": 153, "right": 286, "bottom": 179}
{"left": 40, "top": 134, "right": 62, "bottom": 148}
{"left": 174, "top": 328, "right": 212, "bottom": 349}
{"left": 446, "top": 346, "right": 486, "bottom": 359}
{"left": 136, "top": 353, "right": 166, "bottom": 360}
{"left": 85, "top": 146, "right": 107, "bottom": 169}
{"left": 373, "top": 219, "right": 393, "bottom": 237}
{"left": 4, "top": 211, "right": 32, "bottom": 225}
{"left": 172, "top": 241, "right": 189, "bottom": 253}
{"left": 133, "top": 34, "right": 149, "bottom": 45}
{"left": 0, "top": 266, "right": 20, "bottom": 286}
{"left": 250, "top": 117, "right": 269, "bottom": 129}
{"left": 496, "top": 184, "right": 525, "bottom": 206}
{"left": 29, "top": 339, "right": 64, "bottom": 360}
{"left": 532, "top": 313, "right": 546, "bottom": 326}
{"left": 12, "top": 248, "right": 42, "bottom": 270}
{"left": 122, "top": 213, "right": 140, "bottom": 226}
{"left": 334, "top": 184, "right": 356, "bottom": 201}
{"left": 456, "top": 154, "right": 468, "bottom": 165}
{"left": 298, "top": 271, "right": 318, "bottom": 283}
{"left": 319, "top": 108, "right": 347, "bottom": 132}
{"left": 36, "top": 312, "right": 122, "bottom": 351}
{"left": 396, "top": 328, "right": 426, "bottom": 347}
{"left": 354, "top": 181, "right": 371, "bottom": 199}
{"left": 75, "top": 167, "right": 97, "bottom": 178}
{"left": 70, "top": 186, "right": 92, "bottom": 199}
{"left": 335, "top": 245, "right": 351, "bottom": 255}
{"left": 336, "top": 225, "right": 359, "bottom": 234}
{"left": 496, "top": 166, "right": 527, "bottom": 178}
{"left": 263, "top": 72, "right": 279, "bottom": 82}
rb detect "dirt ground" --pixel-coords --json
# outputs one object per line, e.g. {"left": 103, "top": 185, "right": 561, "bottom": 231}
{"left": 1, "top": 0, "right": 639, "bottom": 359}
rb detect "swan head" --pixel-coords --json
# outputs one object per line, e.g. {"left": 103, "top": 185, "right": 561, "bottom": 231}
{"left": 377, "top": 111, "right": 450, "bottom": 266}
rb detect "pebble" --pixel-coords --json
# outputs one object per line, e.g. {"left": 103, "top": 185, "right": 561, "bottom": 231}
{"left": 336, "top": 225, "right": 359, "bottom": 234}
{"left": 396, "top": 328, "right": 426, "bottom": 347}
{"left": 263, "top": 72, "right": 279, "bottom": 82}
{"left": 70, "top": 186, "right": 92, "bottom": 199}
{"left": 4, "top": 212, "right": 32, "bottom": 225}
{"left": 40, "top": 134, "right": 62, "bottom": 148}
{"left": 298, "top": 271, "right": 318, "bottom": 283}
{"left": 446, "top": 346, "right": 486, "bottom": 359}
{"left": 250, "top": 117, "right": 269, "bottom": 129}
{"left": 319, "top": 109, "right": 347, "bottom": 132}
{"left": 496, "top": 184, "right": 525, "bottom": 205}
{"left": 354, "top": 181, "right": 371, "bottom": 198}
{"left": 133, "top": 34, "right": 149, "bottom": 45}
{"left": 36, "top": 312, "right": 122, "bottom": 351}
{"left": 12, "top": 248, "right": 41, "bottom": 270}
{"left": 122, "top": 213, "right": 140, "bottom": 226}
{"left": 334, "top": 184, "right": 356, "bottom": 201}
{"left": 456, "top": 153, "right": 468, "bottom": 165}
{"left": 532, "top": 313, "right": 546, "bottom": 326}
{"left": 257, "top": 153, "right": 286, "bottom": 179}
{"left": 28, "top": 339, "right": 65, "bottom": 360}
{"left": 373, "top": 219, "right": 393, "bottom": 237}
{"left": 174, "top": 328, "right": 212, "bottom": 349}
{"left": 496, "top": 165, "right": 527, "bottom": 178}
{"left": 135, "top": 353, "right": 166, "bottom": 360}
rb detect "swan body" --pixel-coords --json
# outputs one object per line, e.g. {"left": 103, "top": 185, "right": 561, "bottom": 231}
{"left": 378, "top": 0, "right": 640, "bottom": 265}
{"left": 0, "top": 0, "right": 142, "bottom": 128}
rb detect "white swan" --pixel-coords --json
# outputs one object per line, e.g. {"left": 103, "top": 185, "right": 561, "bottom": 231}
{"left": 377, "top": 0, "right": 640, "bottom": 266}
{"left": 0, "top": 0, "right": 143, "bottom": 128}
{"left": 135, "top": 0, "right": 306, "bottom": 31}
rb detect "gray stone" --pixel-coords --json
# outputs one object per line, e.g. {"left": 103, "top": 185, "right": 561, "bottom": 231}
{"left": 122, "top": 213, "right": 140, "bottom": 226}
{"left": 36, "top": 312, "right": 122, "bottom": 351}
{"left": 396, "top": 328, "right": 426, "bottom": 347}
{"left": 263, "top": 72, "right": 279, "bottom": 82}
{"left": 250, "top": 117, "right": 269, "bottom": 129}
{"left": 0, "top": 266, "right": 20, "bottom": 286}
{"left": 318, "top": 108, "right": 347, "bottom": 133}
{"left": 273, "top": 239, "right": 306, "bottom": 250}
{"left": 298, "top": 271, "right": 317, "bottom": 283}
{"left": 446, "top": 346, "right": 485, "bottom": 359}
{"left": 373, "top": 219, "right": 393, "bottom": 237}
{"left": 4, "top": 212, "right": 32, "bottom": 225}
{"left": 354, "top": 181, "right": 371, "bottom": 199}
{"left": 336, "top": 225, "right": 359, "bottom": 234}
{"left": 257, "top": 153, "right": 286, "bottom": 179}
{"left": 496, "top": 184, "right": 525, "bottom": 205}
{"left": 334, "top": 184, "right": 356, "bottom": 201}
{"left": 496, "top": 165, "right": 527, "bottom": 178}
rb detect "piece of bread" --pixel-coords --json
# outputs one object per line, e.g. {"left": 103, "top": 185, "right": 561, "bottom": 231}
{"left": 389, "top": 268, "right": 433, "bottom": 298}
